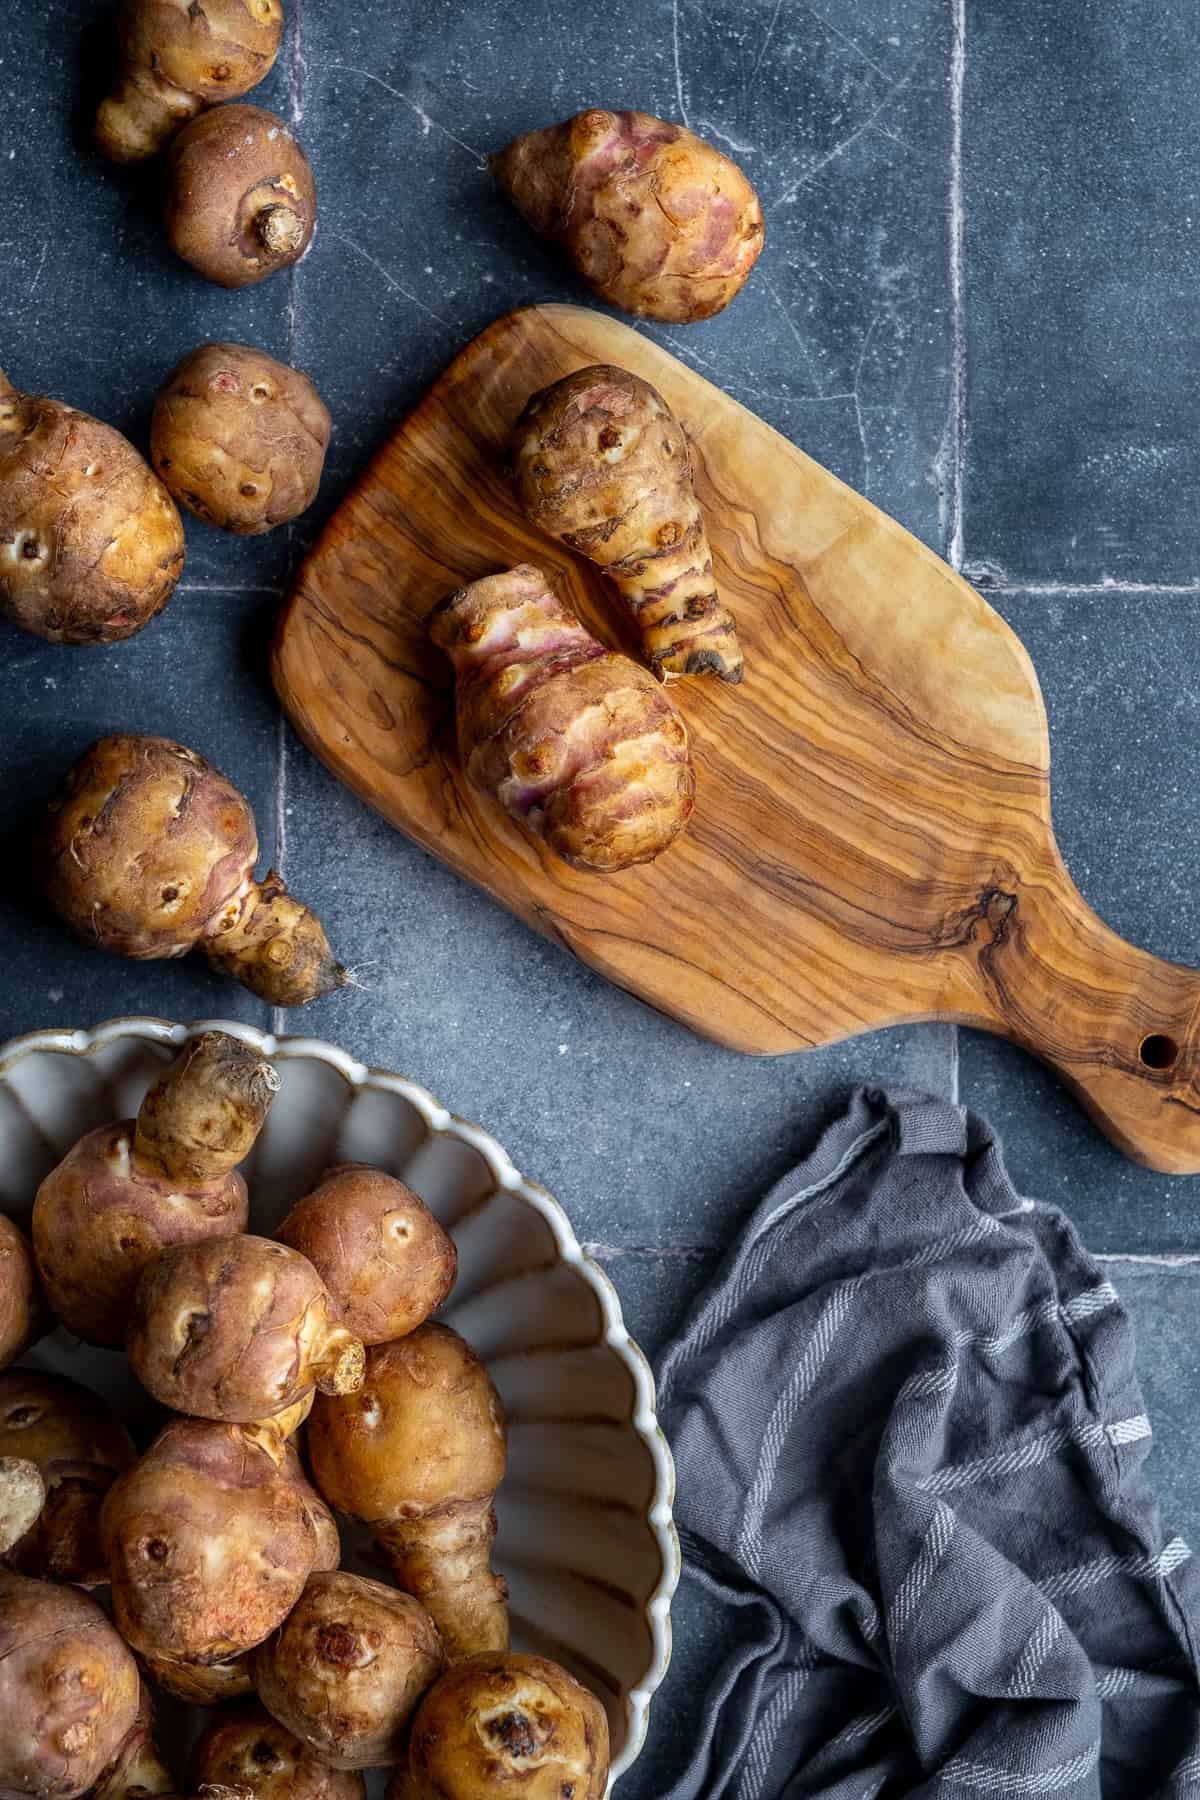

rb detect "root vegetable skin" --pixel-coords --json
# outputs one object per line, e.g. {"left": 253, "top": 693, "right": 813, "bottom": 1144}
{"left": 151, "top": 343, "right": 331, "bottom": 535}
{"left": 95, "top": 0, "right": 284, "bottom": 165}
{"left": 138, "top": 1648, "right": 254, "bottom": 1706}
{"left": 402, "top": 1654, "right": 610, "bottom": 1800}
{"left": 0, "top": 1460, "right": 45, "bottom": 1559}
{"left": 0, "top": 1217, "right": 44, "bottom": 1372}
{"left": 40, "top": 735, "right": 345, "bottom": 1006}
{"left": 0, "top": 1372, "right": 136, "bottom": 1585}
{"left": 430, "top": 565, "right": 693, "bottom": 873}
{"left": 165, "top": 106, "right": 316, "bottom": 288}
{"left": 0, "top": 372, "right": 184, "bottom": 646}
{"left": 91, "top": 1684, "right": 173, "bottom": 1800}
{"left": 251, "top": 1571, "right": 444, "bottom": 1769}
{"left": 513, "top": 365, "right": 743, "bottom": 683}
{"left": 281, "top": 1440, "right": 341, "bottom": 1572}
{"left": 307, "top": 1323, "right": 508, "bottom": 1662}
{"left": 490, "top": 108, "right": 764, "bottom": 323}
{"left": 128, "top": 1234, "right": 365, "bottom": 1424}
{"left": 191, "top": 1702, "right": 366, "bottom": 1800}
{"left": 277, "top": 1165, "right": 457, "bottom": 1345}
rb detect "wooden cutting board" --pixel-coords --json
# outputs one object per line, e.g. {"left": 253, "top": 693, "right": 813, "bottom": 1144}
{"left": 273, "top": 303, "right": 1200, "bottom": 1173}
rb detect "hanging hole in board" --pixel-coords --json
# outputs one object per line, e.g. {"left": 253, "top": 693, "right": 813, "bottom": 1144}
{"left": 1139, "top": 1033, "right": 1179, "bottom": 1071}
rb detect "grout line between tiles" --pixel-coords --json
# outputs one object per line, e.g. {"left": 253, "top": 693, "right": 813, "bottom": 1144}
{"left": 972, "top": 579, "right": 1200, "bottom": 599}
{"left": 1100, "top": 1252, "right": 1200, "bottom": 1270}
{"left": 584, "top": 1243, "right": 714, "bottom": 1262}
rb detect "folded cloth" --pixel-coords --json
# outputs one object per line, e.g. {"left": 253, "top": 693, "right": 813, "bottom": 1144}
{"left": 656, "top": 1089, "right": 1200, "bottom": 1800}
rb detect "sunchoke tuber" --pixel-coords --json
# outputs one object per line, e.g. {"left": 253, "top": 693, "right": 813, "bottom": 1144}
{"left": 91, "top": 1683, "right": 173, "bottom": 1800}
{"left": 0, "top": 371, "right": 185, "bottom": 645}
{"left": 165, "top": 106, "right": 316, "bottom": 288}
{"left": 40, "top": 736, "right": 346, "bottom": 1006}
{"left": 252, "top": 1571, "right": 444, "bottom": 1768}
{"left": 152, "top": 343, "right": 331, "bottom": 534}
{"left": 491, "top": 108, "right": 763, "bottom": 322}
{"left": 0, "top": 1216, "right": 44, "bottom": 1372}
{"left": 308, "top": 1322, "right": 509, "bottom": 1662}
{"left": 0, "top": 1459, "right": 45, "bottom": 1558}
{"left": 95, "top": 0, "right": 284, "bottom": 165}
{"left": 513, "top": 365, "right": 743, "bottom": 682}
{"left": 0, "top": 1371, "right": 136, "bottom": 1584}
{"left": 430, "top": 565, "right": 693, "bottom": 872}
{"left": 281, "top": 1438, "right": 341, "bottom": 1571}
{"left": 277, "top": 1165, "right": 456, "bottom": 1345}
{"left": 32, "top": 1032, "right": 276, "bottom": 1346}
{"left": 128, "top": 1233, "right": 365, "bottom": 1423}
{"left": 191, "top": 1701, "right": 366, "bottom": 1800}
{"left": 139, "top": 1647, "right": 254, "bottom": 1706}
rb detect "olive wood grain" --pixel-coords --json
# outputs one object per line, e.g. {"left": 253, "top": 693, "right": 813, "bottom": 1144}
{"left": 273, "top": 304, "right": 1200, "bottom": 1173}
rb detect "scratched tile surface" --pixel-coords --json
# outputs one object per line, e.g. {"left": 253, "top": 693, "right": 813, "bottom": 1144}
{"left": 3, "top": 1, "right": 1200, "bottom": 1793}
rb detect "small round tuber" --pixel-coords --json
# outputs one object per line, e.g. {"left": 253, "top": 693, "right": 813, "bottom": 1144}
{"left": 307, "top": 1322, "right": 509, "bottom": 1662}
{"left": 31, "top": 1032, "right": 276, "bottom": 1346}
{"left": 402, "top": 1654, "right": 610, "bottom": 1800}
{"left": 276, "top": 1165, "right": 457, "bottom": 1346}
{"left": 165, "top": 105, "right": 316, "bottom": 288}
{"left": 191, "top": 1701, "right": 366, "bottom": 1800}
{"left": 40, "top": 735, "right": 346, "bottom": 1007}
{"left": 0, "top": 371, "right": 185, "bottom": 645}
{"left": 490, "top": 108, "right": 764, "bottom": 323}
{"left": 0, "top": 1370, "right": 137, "bottom": 1584}
{"left": 95, "top": 0, "right": 284, "bottom": 165}
{"left": 0, "top": 1459, "right": 45, "bottom": 1558}
{"left": 91, "top": 1683, "right": 174, "bottom": 1800}
{"left": 0, "top": 1216, "right": 45, "bottom": 1372}
{"left": 151, "top": 343, "right": 331, "bottom": 535}
{"left": 0, "top": 1571, "right": 141, "bottom": 1800}
{"left": 128, "top": 1233, "right": 365, "bottom": 1423}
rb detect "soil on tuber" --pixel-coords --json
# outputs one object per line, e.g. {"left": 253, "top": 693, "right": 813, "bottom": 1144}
{"left": 91, "top": 1682, "right": 173, "bottom": 1800}
{"left": 513, "top": 366, "right": 743, "bottom": 683}
{"left": 151, "top": 343, "right": 331, "bottom": 535}
{"left": 430, "top": 564, "right": 694, "bottom": 872}
{"left": 0, "top": 1571, "right": 141, "bottom": 1800}
{"left": 40, "top": 736, "right": 346, "bottom": 1007}
{"left": 165, "top": 105, "right": 316, "bottom": 288}
{"left": 0, "top": 1216, "right": 45, "bottom": 1372}
{"left": 277, "top": 1165, "right": 457, "bottom": 1345}
{"left": 252, "top": 1570, "right": 444, "bottom": 1768}
{"left": 491, "top": 108, "right": 763, "bottom": 323}
{"left": 0, "top": 1371, "right": 137, "bottom": 1584}
{"left": 128, "top": 1233, "right": 365, "bottom": 1423}
{"left": 307, "top": 1322, "right": 509, "bottom": 1662}
{"left": 95, "top": 0, "right": 284, "bottom": 165}
{"left": 31, "top": 1032, "right": 277, "bottom": 1347}
{"left": 191, "top": 1701, "right": 366, "bottom": 1800}
{"left": 0, "top": 371, "right": 185, "bottom": 645}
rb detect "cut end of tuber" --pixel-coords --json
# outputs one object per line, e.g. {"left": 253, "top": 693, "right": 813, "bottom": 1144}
{"left": 0, "top": 1456, "right": 45, "bottom": 1556}
{"left": 256, "top": 203, "right": 306, "bottom": 255}
{"left": 314, "top": 1329, "right": 367, "bottom": 1398}
{"left": 203, "top": 871, "right": 347, "bottom": 1007}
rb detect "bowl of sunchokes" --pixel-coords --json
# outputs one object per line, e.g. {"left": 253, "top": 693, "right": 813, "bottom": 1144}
{"left": 0, "top": 1016, "right": 677, "bottom": 1793}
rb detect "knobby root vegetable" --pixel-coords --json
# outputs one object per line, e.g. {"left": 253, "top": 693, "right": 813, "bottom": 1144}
{"left": 402, "top": 1654, "right": 610, "bottom": 1800}
{"left": 0, "top": 1371, "right": 137, "bottom": 1584}
{"left": 139, "top": 1647, "right": 254, "bottom": 1706}
{"left": 308, "top": 1322, "right": 509, "bottom": 1661}
{"left": 277, "top": 1165, "right": 457, "bottom": 1345}
{"left": 95, "top": 0, "right": 284, "bottom": 165}
{"left": 40, "top": 736, "right": 346, "bottom": 1006}
{"left": 192, "top": 1701, "right": 366, "bottom": 1800}
{"left": 513, "top": 366, "right": 744, "bottom": 682}
{"left": 490, "top": 108, "right": 763, "bottom": 322}
{"left": 101, "top": 1413, "right": 318, "bottom": 1665}
{"left": 281, "top": 1439, "right": 341, "bottom": 1572}
{"left": 430, "top": 565, "right": 694, "bottom": 873}
{"left": 151, "top": 343, "right": 331, "bottom": 534}
{"left": 0, "top": 1459, "right": 44, "bottom": 1558}
{"left": 91, "top": 1683, "right": 173, "bottom": 1800}
{"left": 252, "top": 1571, "right": 444, "bottom": 1768}
{"left": 128, "top": 1233, "right": 365, "bottom": 1423}
{"left": 0, "top": 1571, "right": 140, "bottom": 1800}
{"left": 31, "top": 1032, "right": 276, "bottom": 1346}
{"left": 0, "top": 371, "right": 185, "bottom": 645}
{"left": 0, "top": 1216, "right": 44, "bottom": 1372}
{"left": 165, "top": 105, "right": 316, "bottom": 288}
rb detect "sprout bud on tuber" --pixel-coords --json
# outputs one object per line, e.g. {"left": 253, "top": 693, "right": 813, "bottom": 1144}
{"left": 0, "top": 1371, "right": 137, "bottom": 1585}
{"left": 165, "top": 105, "right": 316, "bottom": 288}
{"left": 191, "top": 1701, "right": 367, "bottom": 1800}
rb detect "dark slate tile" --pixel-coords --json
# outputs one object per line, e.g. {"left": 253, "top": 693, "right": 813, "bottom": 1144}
{"left": 962, "top": 0, "right": 1200, "bottom": 586}
{"left": 592, "top": 1248, "right": 719, "bottom": 1367}
{"left": 1104, "top": 1262, "right": 1200, "bottom": 1548}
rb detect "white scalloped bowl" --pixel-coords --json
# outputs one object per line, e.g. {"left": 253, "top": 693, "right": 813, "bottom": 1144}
{"left": 0, "top": 1017, "right": 678, "bottom": 1787}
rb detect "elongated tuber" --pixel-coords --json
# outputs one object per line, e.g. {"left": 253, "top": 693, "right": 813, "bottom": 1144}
{"left": 277, "top": 1165, "right": 457, "bottom": 1345}
{"left": 0, "top": 1216, "right": 44, "bottom": 1372}
{"left": 308, "top": 1322, "right": 508, "bottom": 1661}
{"left": 191, "top": 1701, "right": 366, "bottom": 1800}
{"left": 513, "top": 366, "right": 743, "bottom": 682}
{"left": 0, "top": 371, "right": 185, "bottom": 645}
{"left": 165, "top": 106, "right": 316, "bottom": 288}
{"left": 430, "top": 565, "right": 693, "bottom": 872}
{"left": 0, "top": 1571, "right": 140, "bottom": 1800}
{"left": 252, "top": 1571, "right": 444, "bottom": 1768}
{"left": 491, "top": 108, "right": 763, "bottom": 322}
{"left": 40, "top": 736, "right": 346, "bottom": 1006}
{"left": 96, "top": 0, "right": 284, "bottom": 165}
{"left": 128, "top": 1233, "right": 365, "bottom": 1423}
{"left": 31, "top": 1032, "right": 276, "bottom": 1346}
{"left": 0, "top": 1371, "right": 136, "bottom": 1584}
{"left": 0, "top": 1459, "right": 45, "bottom": 1558}
{"left": 91, "top": 1683, "right": 174, "bottom": 1800}
{"left": 402, "top": 1654, "right": 610, "bottom": 1800}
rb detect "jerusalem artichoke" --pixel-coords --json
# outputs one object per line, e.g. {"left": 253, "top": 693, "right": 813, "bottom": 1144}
{"left": 0, "top": 1215, "right": 44, "bottom": 1372}
{"left": 429, "top": 564, "right": 694, "bottom": 873}
{"left": 165, "top": 106, "right": 316, "bottom": 288}
{"left": 0, "top": 1459, "right": 45, "bottom": 1559}
{"left": 191, "top": 1701, "right": 366, "bottom": 1800}
{"left": 139, "top": 1647, "right": 254, "bottom": 1706}
{"left": 0, "top": 1371, "right": 136, "bottom": 1584}
{"left": 91, "top": 1684, "right": 174, "bottom": 1800}
{"left": 513, "top": 365, "right": 743, "bottom": 682}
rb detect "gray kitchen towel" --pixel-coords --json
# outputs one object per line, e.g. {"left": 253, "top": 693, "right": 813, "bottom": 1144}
{"left": 657, "top": 1089, "right": 1200, "bottom": 1800}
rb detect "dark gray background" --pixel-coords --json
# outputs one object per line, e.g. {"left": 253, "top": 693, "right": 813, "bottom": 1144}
{"left": 3, "top": 2, "right": 1199, "bottom": 1790}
